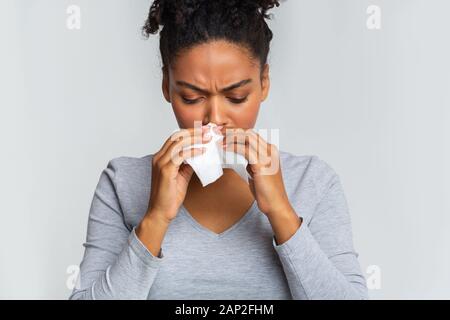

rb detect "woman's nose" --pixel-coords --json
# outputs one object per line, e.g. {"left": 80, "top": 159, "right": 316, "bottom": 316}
{"left": 204, "top": 99, "right": 226, "bottom": 127}
{"left": 201, "top": 121, "right": 225, "bottom": 135}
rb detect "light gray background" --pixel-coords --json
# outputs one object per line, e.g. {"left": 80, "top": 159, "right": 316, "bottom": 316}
{"left": 1, "top": 0, "right": 449, "bottom": 299}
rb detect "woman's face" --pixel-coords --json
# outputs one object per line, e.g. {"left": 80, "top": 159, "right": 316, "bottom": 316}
{"left": 162, "top": 40, "right": 270, "bottom": 130}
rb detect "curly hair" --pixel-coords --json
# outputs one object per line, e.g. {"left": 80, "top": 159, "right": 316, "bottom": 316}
{"left": 142, "top": 0, "right": 282, "bottom": 74}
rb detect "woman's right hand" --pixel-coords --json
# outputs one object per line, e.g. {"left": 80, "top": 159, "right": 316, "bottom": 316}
{"left": 145, "top": 125, "right": 213, "bottom": 223}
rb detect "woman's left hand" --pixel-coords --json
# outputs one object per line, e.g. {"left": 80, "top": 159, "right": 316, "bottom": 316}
{"left": 220, "top": 127, "right": 292, "bottom": 219}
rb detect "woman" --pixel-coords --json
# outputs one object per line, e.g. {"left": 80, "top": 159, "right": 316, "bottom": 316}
{"left": 70, "top": 0, "right": 369, "bottom": 300}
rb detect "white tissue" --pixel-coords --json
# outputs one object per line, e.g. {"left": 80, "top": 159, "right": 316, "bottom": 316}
{"left": 182, "top": 122, "right": 250, "bottom": 187}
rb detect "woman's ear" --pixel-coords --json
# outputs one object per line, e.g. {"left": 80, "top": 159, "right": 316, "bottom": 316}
{"left": 162, "top": 66, "right": 171, "bottom": 103}
{"left": 260, "top": 63, "right": 270, "bottom": 102}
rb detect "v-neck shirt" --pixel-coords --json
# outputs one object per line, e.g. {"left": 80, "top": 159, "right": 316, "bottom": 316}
{"left": 69, "top": 150, "right": 369, "bottom": 300}
{"left": 179, "top": 200, "right": 259, "bottom": 239}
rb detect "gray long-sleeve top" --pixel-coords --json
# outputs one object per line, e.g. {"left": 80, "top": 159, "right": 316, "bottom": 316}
{"left": 69, "top": 150, "right": 369, "bottom": 299}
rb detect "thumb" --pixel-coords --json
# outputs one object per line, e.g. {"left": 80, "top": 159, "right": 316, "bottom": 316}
{"left": 179, "top": 163, "right": 194, "bottom": 182}
{"left": 248, "top": 175, "right": 256, "bottom": 198}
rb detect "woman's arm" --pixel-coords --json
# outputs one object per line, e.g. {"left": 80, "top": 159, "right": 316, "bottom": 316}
{"left": 69, "top": 159, "right": 165, "bottom": 300}
{"left": 271, "top": 172, "right": 369, "bottom": 300}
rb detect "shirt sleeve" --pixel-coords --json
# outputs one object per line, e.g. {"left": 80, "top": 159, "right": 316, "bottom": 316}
{"left": 69, "top": 159, "right": 165, "bottom": 300}
{"left": 272, "top": 173, "right": 369, "bottom": 300}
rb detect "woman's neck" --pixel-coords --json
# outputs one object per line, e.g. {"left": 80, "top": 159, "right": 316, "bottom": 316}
{"left": 185, "top": 168, "right": 252, "bottom": 202}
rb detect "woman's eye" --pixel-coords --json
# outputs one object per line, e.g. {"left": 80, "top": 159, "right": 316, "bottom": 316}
{"left": 182, "top": 96, "right": 248, "bottom": 104}
{"left": 182, "top": 97, "right": 201, "bottom": 104}
{"left": 228, "top": 96, "right": 248, "bottom": 104}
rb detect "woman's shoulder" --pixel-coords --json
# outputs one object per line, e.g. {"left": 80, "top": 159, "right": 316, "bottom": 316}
{"left": 107, "top": 153, "right": 153, "bottom": 166}
{"left": 103, "top": 153, "right": 154, "bottom": 173}
{"left": 279, "top": 150, "right": 339, "bottom": 180}
{"left": 278, "top": 150, "right": 348, "bottom": 224}
{"left": 278, "top": 150, "right": 341, "bottom": 201}
{"left": 97, "top": 154, "right": 156, "bottom": 227}
{"left": 99, "top": 153, "right": 155, "bottom": 193}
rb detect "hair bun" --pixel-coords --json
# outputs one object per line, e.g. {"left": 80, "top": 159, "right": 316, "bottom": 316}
{"left": 143, "top": 0, "right": 280, "bottom": 36}
{"left": 223, "top": 0, "right": 280, "bottom": 29}
{"left": 237, "top": 0, "right": 281, "bottom": 19}
{"left": 143, "top": 0, "right": 208, "bottom": 35}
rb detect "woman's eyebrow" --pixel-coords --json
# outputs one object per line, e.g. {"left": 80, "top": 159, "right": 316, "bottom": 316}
{"left": 175, "top": 79, "right": 252, "bottom": 94}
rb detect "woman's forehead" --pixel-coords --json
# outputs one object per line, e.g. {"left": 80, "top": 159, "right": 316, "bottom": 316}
{"left": 169, "top": 42, "right": 259, "bottom": 87}
{"left": 171, "top": 41, "right": 258, "bottom": 72}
